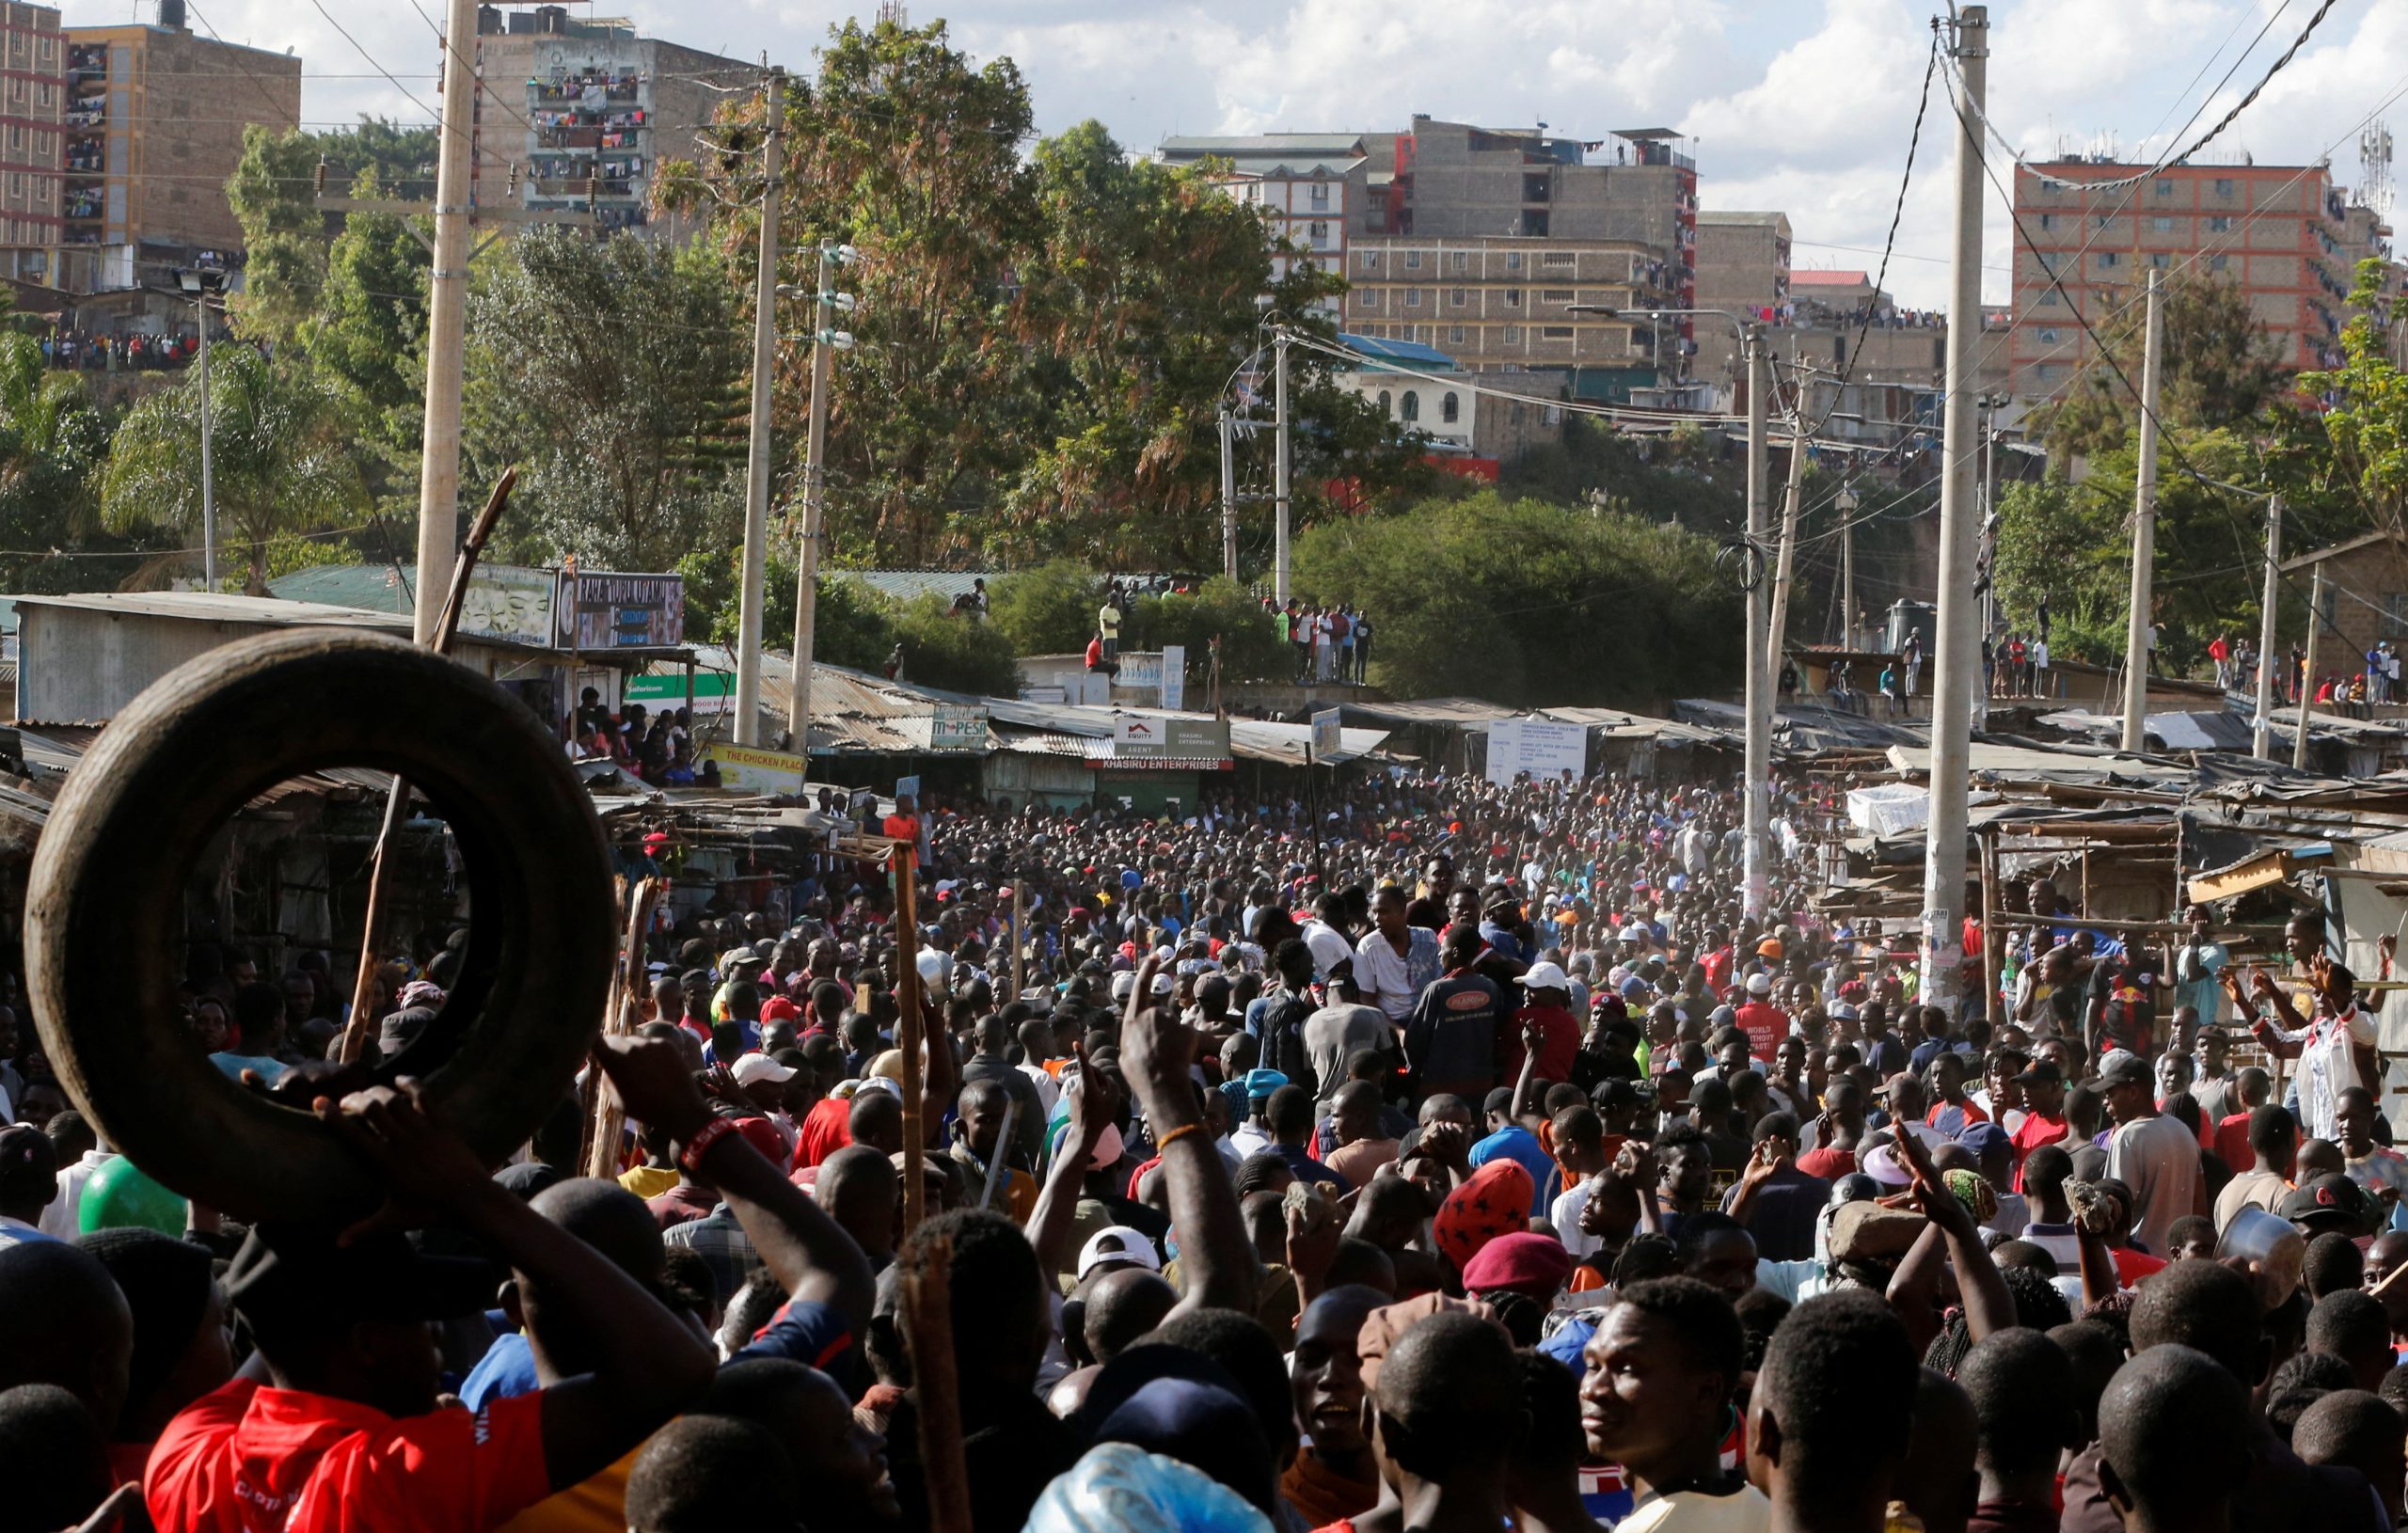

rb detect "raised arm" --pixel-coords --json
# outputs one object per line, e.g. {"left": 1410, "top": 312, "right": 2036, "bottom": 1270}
{"left": 324, "top": 1081, "right": 714, "bottom": 1493}
{"left": 1121, "top": 955, "right": 1261, "bottom": 1316}
{"left": 1893, "top": 1105, "right": 2016, "bottom": 1341}
{"left": 594, "top": 1035, "right": 874, "bottom": 1335}
{"left": 1028, "top": 1051, "right": 1117, "bottom": 1281}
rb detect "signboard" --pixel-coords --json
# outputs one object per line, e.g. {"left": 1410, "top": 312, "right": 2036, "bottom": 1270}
{"left": 1117, "top": 651, "right": 1163, "bottom": 695}
{"left": 894, "top": 774, "right": 921, "bottom": 802}
{"left": 1484, "top": 718, "right": 1588, "bottom": 786}
{"left": 700, "top": 741, "right": 807, "bottom": 796}
{"left": 456, "top": 564, "right": 558, "bottom": 644}
{"left": 929, "top": 703, "right": 988, "bottom": 750}
{"left": 1161, "top": 644, "right": 1186, "bottom": 710}
{"left": 624, "top": 672, "right": 735, "bottom": 711}
{"left": 1310, "top": 707, "right": 1342, "bottom": 758}
{"left": 559, "top": 571, "right": 684, "bottom": 649}
{"left": 1110, "top": 714, "right": 1231, "bottom": 764}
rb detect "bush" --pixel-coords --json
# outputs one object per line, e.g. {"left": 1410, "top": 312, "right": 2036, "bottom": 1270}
{"left": 988, "top": 558, "right": 1101, "bottom": 656}
{"left": 1123, "top": 577, "right": 1290, "bottom": 682}
{"left": 890, "top": 592, "right": 1022, "bottom": 696}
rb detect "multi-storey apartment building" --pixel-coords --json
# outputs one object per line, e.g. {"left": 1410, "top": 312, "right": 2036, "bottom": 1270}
{"left": 469, "top": 5, "right": 747, "bottom": 237}
{"left": 0, "top": 1, "right": 65, "bottom": 288}
{"left": 61, "top": 0, "right": 299, "bottom": 294}
{"left": 2010, "top": 157, "right": 2350, "bottom": 398}
{"left": 1157, "top": 134, "right": 1365, "bottom": 317}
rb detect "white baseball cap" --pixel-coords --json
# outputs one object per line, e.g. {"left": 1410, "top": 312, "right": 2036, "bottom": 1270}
{"left": 731, "top": 1054, "right": 797, "bottom": 1086}
{"left": 1522, "top": 961, "right": 1570, "bottom": 992}
{"left": 1077, "top": 1225, "right": 1163, "bottom": 1282}
{"left": 1745, "top": 972, "right": 1772, "bottom": 996}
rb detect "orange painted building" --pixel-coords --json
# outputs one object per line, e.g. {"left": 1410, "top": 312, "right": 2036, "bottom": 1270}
{"left": 2009, "top": 158, "right": 2353, "bottom": 399}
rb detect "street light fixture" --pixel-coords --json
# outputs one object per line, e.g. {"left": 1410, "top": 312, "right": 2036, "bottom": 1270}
{"left": 174, "top": 263, "right": 228, "bottom": 590}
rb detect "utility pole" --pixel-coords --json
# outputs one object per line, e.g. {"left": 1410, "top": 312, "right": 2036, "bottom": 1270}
{"left": 412, "top": 0, "right": 480, "bottom": 643}
{"left": 1742, "top": 325, "right": 1771, "bottom": 923}
{"left": 2253, "top": 494, "right": 2284, "bottom": 759}
{"left": 1920, "top": 2, "right": 1987, "bottom": 1012}
{"left": 733, "top": 68, "right": 784, "bottom": 747}
{"left": 1836, "top": 483, "right": 1859, "bottom": 649}
{"left": 1219, "top": 408, "right": 1238, "bottom": 583}
{"left": 1765, "top": 403, "right": 1810, "bottom": 686}
{"left": 1273, "top": 327, "right": 1292, "bottom": 605}
{"left": 787, "top": 245, "right": 855, "bottom": 747}
{"left": 175, "top": 267, "right": 224, "bottom": 587}
{"left": 2119, "top": 267, "right": 2164, "bottom": 752}
{"left": 2294, "top": 561, "right": 2323, "bottom": 771}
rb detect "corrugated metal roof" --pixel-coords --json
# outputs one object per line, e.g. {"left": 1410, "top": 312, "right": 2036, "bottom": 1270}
{"left": 1538, "top": 705, "right": 1738, "bottom": 746}
{"left": 1337, "top": 697, "right": 1518, "bottom": 728}
{"left": 16, "top": 590, "right": 413, "bottom": 630}
{"left": 266, "top": 563, "right": 420, "bottom": 614}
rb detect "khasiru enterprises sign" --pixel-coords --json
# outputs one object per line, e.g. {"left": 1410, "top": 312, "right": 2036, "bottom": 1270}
{"left": 1096, "top": 714, "right": 1232, "bottom": 769}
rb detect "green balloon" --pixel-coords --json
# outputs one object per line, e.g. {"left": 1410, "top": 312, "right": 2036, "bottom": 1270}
{"left": 78, "top": 1157, "right": 187, "bottom": 1237}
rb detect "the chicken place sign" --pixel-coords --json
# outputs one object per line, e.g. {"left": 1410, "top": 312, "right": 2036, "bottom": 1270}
{"left": 1104, "top": 714, "right": 1232, "bottom": 769}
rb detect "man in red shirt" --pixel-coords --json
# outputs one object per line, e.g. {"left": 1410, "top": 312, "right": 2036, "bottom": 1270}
{"left": 2006, "top": 1059, "right": 2070, "bottom": 1186}
{"left": 1499, "top": 961, "right": 1581, "bottom": 1084}
{"left": 1734, "top": 972, "right": 1786, "bottom": 1062}
{"left": 147, "top": 1059, "right": 716, "bottom": 1533}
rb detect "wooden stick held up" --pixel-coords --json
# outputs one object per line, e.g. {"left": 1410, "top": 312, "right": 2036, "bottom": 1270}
{"left": 337, "top": 467, "right": 519, "bottom": 1064}
{"left": 582, "top": 875, "right": 661, "bottom": 1179}
{"left": 901, "top": 1232, "right": 974, "bottom": 1533}
{"left": 895, "top": 840, "right": 926, "bottom": 1232}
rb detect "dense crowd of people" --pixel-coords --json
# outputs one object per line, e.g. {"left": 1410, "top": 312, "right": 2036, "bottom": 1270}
{"left": 2, "top": 765, "right": 2405, "bottom": 1532}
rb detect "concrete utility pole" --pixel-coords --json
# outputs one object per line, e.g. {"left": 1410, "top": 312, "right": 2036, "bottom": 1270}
{"left": 412, "top": 0, "right": 480, "bottom": 643}
{"left": 1274, "top": 328, "right": 1292, "bottom": 605}
{"left": 2253, "top": 495, "right": 2284, "bottom": 759}
{"left": 733, "top": 69, "right": 784, "bottom": 747}
{"left": 788, "top": 245, "right": 842, "bottom": 747}
{"left": 1920, "top": 2, "right": 1987, "bottom": 1012}
{"left": 1839, "top": 486, "right": 1858, "bottom": 649}
{"left": 1219, "top": 409, "right": 1238, "bottom": 582}
{"left": 1765, "top": 405, "right": 1810, "bottom": 687}
{"left": 2294, "top": 561, "right": 2323, "bottom": 771}
{"left": 1742, "top": 326, "right": 1772, "bottom": 922}
{"left": 2119, "top": 267, "right": 2164, "bottom": 752}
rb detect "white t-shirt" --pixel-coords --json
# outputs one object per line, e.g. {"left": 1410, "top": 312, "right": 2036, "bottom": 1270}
{"left": 1300, "top": 920, "right": 1354, "bottom": 981}
{"left": 1618, "top": 1485, "right": 1772, "bottom": 1532}
{"left": 1552, "top": 1179, "right": 1601, "bottom": 1258}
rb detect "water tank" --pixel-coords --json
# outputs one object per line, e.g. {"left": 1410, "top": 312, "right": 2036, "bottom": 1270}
{"left": 536, "top": 5, "right": 567, "bottom": 33}
{"left": 476, "top": 4, "right": 501, "bottom": 35}
{"left": 1883, "top": 599, "right": 1938, "bottom": 656}
{"left": 156, "top": 0, "right": 186, "bottom": 29}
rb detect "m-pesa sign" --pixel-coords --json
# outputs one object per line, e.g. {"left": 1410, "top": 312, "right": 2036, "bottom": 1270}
{"left": 1109, "top": 715, "right": 1231, "bottom": 765}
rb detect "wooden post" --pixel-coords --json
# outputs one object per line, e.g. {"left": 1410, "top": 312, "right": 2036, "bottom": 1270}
{"left": 1979, "top": 827, "right": 2002, "bottom": 1025}
{"left": 1010, "top": 880, "right": 1024, "bottom": 1002}
{"left": 337, "top": 469, "right": 517, "bottom": 1064}
{"left": 900, "top": 1232, "right": 974, "bottom": 1533}
{"left": 894, "top": 841, "right": 926, "bottom": 1232}
{"left": 583, "top": 876, "right": 662, "bottom": 1179}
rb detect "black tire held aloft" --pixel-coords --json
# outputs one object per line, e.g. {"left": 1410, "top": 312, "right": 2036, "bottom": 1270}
{"left": 24, "top": 628, "right": 616, "bottom": 1223}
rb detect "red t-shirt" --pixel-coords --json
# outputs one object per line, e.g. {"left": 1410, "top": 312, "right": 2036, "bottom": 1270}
{"left": 1797, "top": 1146, "right": 1859, "bottom": 1180}
{"left": 791, "top": 1095, "right": 854, "bottom": 1171}
{"left": 1734, "top": 1001, "right": 1785, "bottom": 1061}
{"left": 2214, "top": 1111, "right": 2294, "bottom": 1178}
{"left": 1499, "top": 1004, "right": 1581, "bottom": 1084}
{"left": 1702, "top": 948, "right": 1734, "bottom": 994}
{"left": 2009, "top": 1111, "right": 2069, "bottom": 1184}
{"left": 147, "top": 1379, "right": 549, "bottom": 1533}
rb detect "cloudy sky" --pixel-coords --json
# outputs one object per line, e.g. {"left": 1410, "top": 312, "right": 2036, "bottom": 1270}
{"left": 175, "top": 0, "right": 2408, "bottom": 307}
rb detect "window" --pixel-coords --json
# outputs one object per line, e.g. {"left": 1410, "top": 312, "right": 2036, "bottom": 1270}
{"left": 1406, "top": 288, "right": 1421, "bottom": 308}
{"left": 1542, "top": 250, "right": 1575, "bottom": 266}
{"left": 2147, "top": 252, "right": 2171, "bottom": 268}
{"left": 1448, "top": 325, "right": 1465, "bottom": 343}
{"left": 1505, "top": 251, "right": 1522, "bottom": 269}
{"left": 1540, "top": 288, "right": 1574, "bottom": 302}
{"left": 1541, "top": 325, "right": 1574, "bottom": 340}
{"left": 2039, "top": 289, "right": 2061, "bottom": 307}
{"left": 2151, "top": 216, "right": 2173, "bottom": 231}
{"left": 2038, "top": 213, "right": 2057, "bottom": 230}
{"left": 2098, "top": 252, "right": 2120, "bottom": 269}
{"left": 1450, "top": 251, "right": 1466, "bottom": 272}
{"left": 2155, "top": 177, "right": 2174, "bottom": 196}
{"left": 1523, "top": 172, "right": 1549, "bottom": 202}
{"left": 2207, "top": 215, "right": 2232, "bottom": 232}
{"left": 1504, "top": 289, "right": 1522, "bottom": 308}
{"left": 1441, "top": 392, "right": 1460, "bottom": 423}
{"left": 1500, "top": 324, "right": 1522, "bottom": 342}
{"left": 2095, "top": 214, "right": 2113, "bottom": 229}
{"left": 1404, "top": 250, "right": 1421, "bottom": 269}
{"left": 2210, "top": 254, "right": 2230, "bottom": 272}
{"left": 1361, "top": 251, "right": 1380, "bottom": 270}
{"left": 1308, "top": 221, "right": 1327, "bottom": 245}
{"left": 1449, "top": 287, "right": 1465, "bottom": 306}
{"left": 1401, "top": 391, "right": 1420, "bottom": 421}
{"left": 1308, "top": 182, "right": 1328, "bottom": 208}
{"left": 2037, "top": 362, "right": 2065, "bottom": 384}
{"left": 1377, "top": 389, "right": 1390, "bottom": 413}
{"left": 2037, "top": 327, "right": 2061, "bottom": 343}
{"left": 1358, "top": 290, "right": 1380, "bottom": 308}
{"left": 2213, "top": 178, "right": 2234, "bottom": 196}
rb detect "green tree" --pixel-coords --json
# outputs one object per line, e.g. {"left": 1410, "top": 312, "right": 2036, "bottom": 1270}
{"left": 0, "top": 331, "right": 111, "bottom": 588}
{"left": 301, "top": 166, "right": 430, "bottom": 506}
{"left": 462, "top": 228, "right": 748, "bottom": 570}
{"left": 1292, "top": 491, "right": 1740, "bottom": 707}
{"left": 2302, "top": 258, "right": 2408, "bottom": 529}
{"left": 1124, "top": 578, "right": 1288, "bottom": 682}
{"left": 890, "top": 593, "right": 1020, "bottom": 695}
{"left": 987, "top": 559, "right": 1101, "bottom": 655}
{"left": 2036, "top": 272, "right": 2288, "bottom": 466}
{"left": 226, "top": 126, "right": 329, "bottom": 346}
{"left": 99, "top": 348, "right": 367, "bottom": 592}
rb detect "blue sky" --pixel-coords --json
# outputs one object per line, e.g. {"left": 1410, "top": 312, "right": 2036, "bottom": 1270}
{"left": 186, "top": 0, "right": 2408, "bottom": 307}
